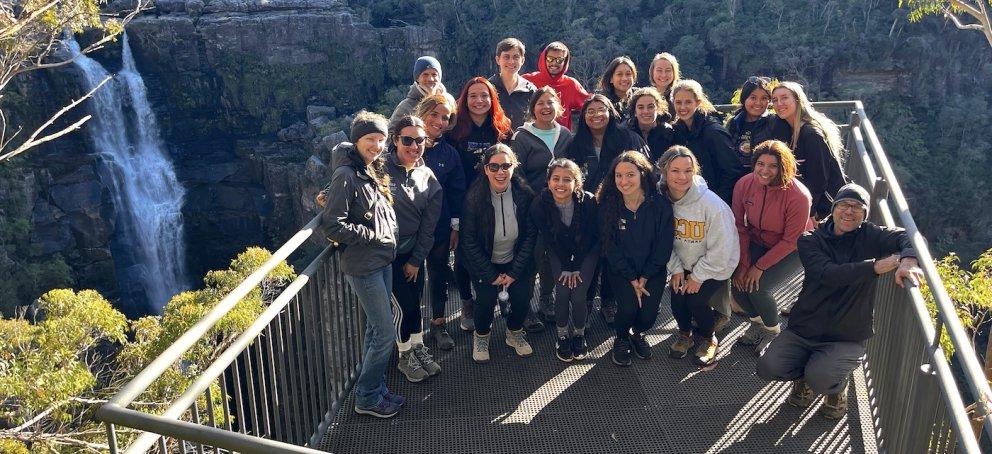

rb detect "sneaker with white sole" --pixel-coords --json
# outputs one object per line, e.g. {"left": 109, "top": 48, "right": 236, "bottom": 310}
{"left": 505, "top": 329, "right": 534, "bottom": 357}
{"left": 472, "top": 332, "right": 490, "bottom": 363}
{"left": 412, "top": 344, "right": 441, "bottom": 376}
{"left": 555, "top": 334, "right": 573, "bottom": 362}
{"left": 354, "top": 398, "right": 401, "bottom": 418}
{"left": 397, "top": 350, "right": 428, "bottom": 382}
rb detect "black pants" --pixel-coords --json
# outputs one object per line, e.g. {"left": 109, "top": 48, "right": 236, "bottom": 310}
{"left": 426, "top": 240, "right": 453, "bottom": 320}
{"left": 551, "top": 252, "right": 598, "bottom": 331}
{"left": 670, "top": 277, "right": 727, "bottom": 340}
{"left": 607, "top": 271, "right": 666, "bottom": 339}
{"left": 391, "top": 252, "right": 425, "bottom": 342}
{"left": 454, "top": 251, "right": 474, "bottom": 302}
{"left": 535, "top": 239, "right": 554, "bottom": 313}
{"left": 472, "top": 262, "right": 534, "bottom": 335}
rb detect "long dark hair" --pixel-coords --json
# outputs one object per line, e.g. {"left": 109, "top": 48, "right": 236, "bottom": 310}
{"left": 540, "top": 158, "right": 588, "bottom": 242}
{"left": 464, "top": 144, "right": 526, "bottom": 209}
{"left": 598, "top": 56, "right": 637, "bottom": 102}
{"left": 595, "top": 151, "right": 657, "bottom": 245}
{"left": 570, "top": 94, "right": 625, "bottom": 166}
{"left": 450, "top": 77, "right": 512, "bottom": 144}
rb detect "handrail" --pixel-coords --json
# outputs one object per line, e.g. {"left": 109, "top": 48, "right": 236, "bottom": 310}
{"left": 96, "top": 244, "right": 334, "bottom": 453}
{"left": 106, "top": 215, "right": 321, "bottom": 408}
{"left": 852, "top": 101, "right": 992, "bottom": 442}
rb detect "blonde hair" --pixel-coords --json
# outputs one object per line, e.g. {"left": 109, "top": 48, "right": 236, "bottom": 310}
{"left": 670, "top": 79, "right": 716, "bottom": 115}
{"left": 649, "top": 52, "right": 681, "bottom": 93}
{"left": 774, "top": 82, "right": 843, "bottom": 159}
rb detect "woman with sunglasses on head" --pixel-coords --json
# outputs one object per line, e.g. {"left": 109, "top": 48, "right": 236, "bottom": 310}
{"left": 769, "top": 82, "right": 846, "bottom": 220}
{"left": 459, "top": 144, "right": 537, "bottom": 363}
{"left": 624, "top": 87, "right": 675, "bottom": 158}
{"left": 597, "top": 56, "right": 638, "bottom": 124}
{"left": 414, "top": 94, "right": 466, "bottom": 350}
{"left": 530, "top": 159, "right": 598, "bottom": 362}
{"left": 597, "top": 151, "right": 673, "bottom": 367}
{"left": 660, "top": 146, "right": 739, "bottom": 367}
{"left": 384, "top": 115, "right": 444, "bottom": 382}
{"left": 511, "top": 87, "right": 575, "bottom": 325}
{"left": 447, "top": 77, "right": 514, "bottom": 332}
{"left": 648, "top": 52, "right": 680, "bottom": 119}
{"left": 671, "top": 79, "right": 744, "bottom": 206}
{"left": 727, "top": 77, "right": 775, "bottom": 172}
{"left": 731, "top": 140, "right": 814, "bottom": 356}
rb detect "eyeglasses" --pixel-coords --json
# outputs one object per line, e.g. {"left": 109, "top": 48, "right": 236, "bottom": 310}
{"left": 485, "top": 162, "right": 514, "bottom": 172}
{"left": 545, "top": 56, "right": 566, "bottom": 65}
{"left": 398, "top": 136, "right": 427, "bottom": 146}
{"left": 835, "top": 202, "right": 865, "bottom": 213}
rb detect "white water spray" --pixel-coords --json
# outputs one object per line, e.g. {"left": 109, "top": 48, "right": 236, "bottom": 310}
{"left": 66, "top": 32, "right": 188, "bottom": 313}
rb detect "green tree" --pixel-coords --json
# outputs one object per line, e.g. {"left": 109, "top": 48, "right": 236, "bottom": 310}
{"left": 0, "top": 0, "right": 148, "bottom": 163}
{"left": 0, "top": 247, "right": 295, "bottom": 452}
{"left": 902, "top": 0, "right": 992, "bottom": 48}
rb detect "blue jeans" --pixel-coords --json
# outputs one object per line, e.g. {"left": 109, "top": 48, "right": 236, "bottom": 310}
{"left": 345, "top": 265, "right": 396, "bottom": 409}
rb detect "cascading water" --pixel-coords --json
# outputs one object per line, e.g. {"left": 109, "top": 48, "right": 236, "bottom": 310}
{"left": 65, "top": 32, "right": 188, "bottom": 314}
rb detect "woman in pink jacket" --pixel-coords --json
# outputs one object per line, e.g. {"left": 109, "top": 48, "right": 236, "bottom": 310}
{"left": 731, "top": 140, "right": 814, "bottom": 355}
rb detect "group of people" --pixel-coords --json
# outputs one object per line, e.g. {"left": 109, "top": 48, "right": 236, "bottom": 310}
{"left": 316, "top": 38, "right": 924, "bottom": 422}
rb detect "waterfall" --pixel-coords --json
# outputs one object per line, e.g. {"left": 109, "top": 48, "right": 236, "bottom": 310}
{"left": 65, "top": 32, "right": 188, "bottom": 314}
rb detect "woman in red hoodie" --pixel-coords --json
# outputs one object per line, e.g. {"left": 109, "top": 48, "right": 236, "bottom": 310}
{"left": 731, "top": 140, "right": 814, "bottom": 355}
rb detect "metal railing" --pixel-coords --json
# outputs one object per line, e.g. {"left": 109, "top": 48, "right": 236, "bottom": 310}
{"left": 94, "top": 101, "right": 991, "bottom": 453}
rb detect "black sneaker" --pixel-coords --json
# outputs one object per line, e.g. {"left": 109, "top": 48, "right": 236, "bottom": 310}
{"left": 571, "top": 335, "right": 589, "bottom": 360}
{"left": 524, "top": 310, "right": 545, "bottom": 333}
{"left": 631, "top": 332, "right": 653, "bottom": 360}
{"left": 611, "top": 337, "right": 632, "bottom": 367}
{"left": 555, "top": 335, "right": 573, "bottom": 362}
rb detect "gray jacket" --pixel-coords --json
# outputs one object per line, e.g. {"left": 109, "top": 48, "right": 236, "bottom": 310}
{"left": 320, "top": 143, "right": 398, "bottom": 276}
{"left": 384, "top": 152, "right": 443, "bottom": 266}
{"left": 389, "top": 83, "right": 456, "bottom": 125}
{"left": 510, "top": 123, "right": 574, "bottom": 190}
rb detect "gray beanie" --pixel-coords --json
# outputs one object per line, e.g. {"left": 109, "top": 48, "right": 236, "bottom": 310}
{"left": 832, "top": 183, "right": 870, "bottom": 218}
{"left": 414, "top": 56, "right": 442, "bottom": 81}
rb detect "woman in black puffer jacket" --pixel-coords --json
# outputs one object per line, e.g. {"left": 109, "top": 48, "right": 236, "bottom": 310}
{"left": 459, "top": 144, "right": 537, "bottom": 364}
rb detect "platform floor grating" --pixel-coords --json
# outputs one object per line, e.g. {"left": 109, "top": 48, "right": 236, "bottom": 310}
{"left": 318, "top": 285, "right": 878, "bottom": 453}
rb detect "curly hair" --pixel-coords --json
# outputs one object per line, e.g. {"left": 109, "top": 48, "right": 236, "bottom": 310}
{"left": 450, "top": 77, "right": 512, "bottom": 144}
{"left": 595, "top": 150, "right": 658, "bottom": 246}
{"left": 627, "top": 87, "right": 668, "bottom": 122}
{"left": 752, "top": 140, "right": 798, "bottom": 188}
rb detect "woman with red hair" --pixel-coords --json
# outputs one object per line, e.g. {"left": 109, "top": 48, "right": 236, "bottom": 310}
{"left": 446, "top": 77, "right": 515, "bottom": 333}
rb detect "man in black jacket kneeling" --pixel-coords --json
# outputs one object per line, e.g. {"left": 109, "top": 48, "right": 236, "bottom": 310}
{"left": 756, "top": 183, "right": 924, "bottom": 419}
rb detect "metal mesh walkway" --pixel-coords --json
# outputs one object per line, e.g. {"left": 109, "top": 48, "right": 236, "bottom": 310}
{"left": 319, "top": 287, "right": 878, "bottom": 453}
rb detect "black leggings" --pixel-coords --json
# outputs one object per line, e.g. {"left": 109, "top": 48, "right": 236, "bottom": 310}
{"left": 670, "top": 277, "right": 727, "bottom": 340}
{"left": 607, "top": 271, "right": 666, "bottom": 339}
{"left": 391, "top": 252, "right": 425, "bottom": 342}
{"left": 426, "top": 240, "right": 453, "bottom": 320}
{"left": 472, "top": 262, "right": 534, "bottom": 335}
{"left": 551, "top": 252, "right": 599, "bottom": 331}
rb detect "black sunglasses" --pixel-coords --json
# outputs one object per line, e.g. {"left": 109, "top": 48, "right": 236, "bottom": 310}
{"left": 398, "top": 135, "right": 427, "bottom": 146}
{"left": 485, "top": 162, "right": 514, "bottom": 172}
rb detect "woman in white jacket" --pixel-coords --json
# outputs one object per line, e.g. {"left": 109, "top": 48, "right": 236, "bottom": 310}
{"left": 659, "top": 146, "right": 740, "bottom": 366}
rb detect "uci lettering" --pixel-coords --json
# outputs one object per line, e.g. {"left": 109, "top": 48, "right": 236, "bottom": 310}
{"left": 674, "top": 218, "right": 705, "bottom": 241}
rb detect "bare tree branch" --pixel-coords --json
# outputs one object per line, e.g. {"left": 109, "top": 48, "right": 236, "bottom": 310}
{"left": 0, "top": 76, "right": 109, "bottom": 163}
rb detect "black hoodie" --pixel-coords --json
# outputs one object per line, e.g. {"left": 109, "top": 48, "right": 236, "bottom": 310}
{"left": 726, "top": 110, "right": 776, "bottom": 171}
{"left": 530, "top": 189, "right": 599, "bottom": 271}
{"left": 789, "top": 219, "right": 917, "bottom": 342}
{"left": 674, "top": 110, "right": 745, "bottom": 205}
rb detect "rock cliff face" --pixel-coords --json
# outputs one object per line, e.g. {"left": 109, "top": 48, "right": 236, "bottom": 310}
{"left": 1, "top": 1, "right": 441, "bottom": 310}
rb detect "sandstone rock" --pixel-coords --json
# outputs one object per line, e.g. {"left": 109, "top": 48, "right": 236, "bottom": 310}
{"left": 307, "top": 105, "right": 336, "bottom": 123}
{"left": 278, "top": 122, "right": 313, "bottom": 142}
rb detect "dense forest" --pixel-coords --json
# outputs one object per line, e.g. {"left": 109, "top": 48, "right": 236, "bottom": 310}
{"left": 358, "top": 0, "right": 992, "bottom": 262}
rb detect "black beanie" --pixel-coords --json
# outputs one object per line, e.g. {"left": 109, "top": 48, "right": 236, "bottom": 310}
{"left": 350, "top": 116, "right": 389, "bottom": 144}
{"left": 740, "top": 76, "right": 771, "bottom": 103}
{"left": 832, "top": 183, "right": 871, "bottom": 218}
